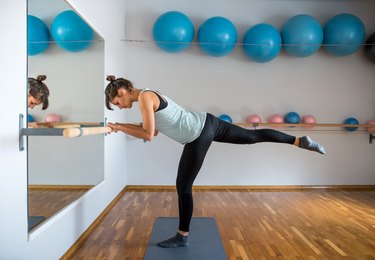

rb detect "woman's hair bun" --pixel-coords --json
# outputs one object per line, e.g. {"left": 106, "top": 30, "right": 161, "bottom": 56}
{"left": 36, "top": 75, "right": 47, "bottom": 82}
{"left": 106, "top": 75, "right": 116, "bottom": 82}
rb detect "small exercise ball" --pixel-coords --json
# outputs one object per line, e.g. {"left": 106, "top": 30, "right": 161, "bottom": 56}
{"left": 364, "top": 32, "right": 375, "bottom": 64}
{"left": 45, "top": 113, "right": 61, "bottom": 123}
{"left": 247, "top": 114, "right": 262, "bottom": 124}
{"left": 281, "top": 14, "right": 323, "bottom": 57}
{"left": 301, "top": 115, "right": 317, "bottom": 128}
{"left": 153, "top": 11, "right": 194, "bottom": 53}
{"left": 198, "top": 17, "right": 238, "bottom": 57}
{"left": 28, "top": 114, "right": 35, "bottom": 122}
{"left": 243, "top": 23, "right": 282, "bottom": 63}
{"left": 268, "top": 114, "right": 284, "bottom": 127}
{"left": 51, "top": 10, "right": 94, "bottom": 52}
{"left": 324, "top": 13, "right": 365, "bottom": 57}
{"left": 285, "top": 112, "right": 301, "bottom": 124}
{"left": 219, "top": 114, "right": 233, "bottom": 123}
{"left": 366, "top": 120, "right": 375, "bottom": 133}
{"left": 343, "top": 117, "right": 359, "bottom": 131}
{"left": 28, "top": 15, "right": 50, "bottom": 56}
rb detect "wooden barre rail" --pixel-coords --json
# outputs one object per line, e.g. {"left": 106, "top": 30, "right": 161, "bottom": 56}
{"left": 63, "top": 126, "right": 112, "bottom": 138}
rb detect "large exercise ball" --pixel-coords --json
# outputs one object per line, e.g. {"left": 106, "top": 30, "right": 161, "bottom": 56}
{"left": 243, "top": 23, "right": 282, "bottom": 63}
{"left": 51, "top": 10, "right": 94, "bottom": 52}
{"left": 198, "top": 17, "right": 238, "bottom": 57}
{"left": 343, "top": 117, "right": 359, "bottom": 132}
{"left": 281, "top": 14, "right": 323, "bottom": 57}
{"left": 153, "top": 11, "right": 194, "bottom": 53}
{"left": 324, "top": 13, "right": 365, "bottom": 57}
{"left": 364, "top": 32, "right": 375, "bottom": 63}
{"left": 28, "top": 15, "right": 50, "bottom": 56}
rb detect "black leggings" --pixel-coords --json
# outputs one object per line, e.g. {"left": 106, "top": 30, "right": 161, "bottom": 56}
{"left": 176, "top": 113, "right": 296, "bottom": 232}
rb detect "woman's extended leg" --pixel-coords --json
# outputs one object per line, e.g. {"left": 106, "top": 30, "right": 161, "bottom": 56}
{"left": 211, "top": 114, "right": 325, "bottom": 154}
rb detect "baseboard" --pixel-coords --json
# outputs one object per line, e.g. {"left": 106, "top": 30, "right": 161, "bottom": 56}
{"left": 125, "top": 185, "right": 375, "bottom": 191}
{"left": 29, "top": 185, "right": 94, "bottom": 190}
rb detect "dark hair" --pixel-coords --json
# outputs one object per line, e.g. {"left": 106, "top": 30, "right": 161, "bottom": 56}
{"left": 28, "top": 75, "right": 49, "bottom": 110}
{"left": 105, "top": 75, "right": 134, "bottom": 110}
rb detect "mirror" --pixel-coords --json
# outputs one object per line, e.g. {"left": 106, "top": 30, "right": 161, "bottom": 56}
{"left": 27, "top": 0, "right": 105, "bottom": 231}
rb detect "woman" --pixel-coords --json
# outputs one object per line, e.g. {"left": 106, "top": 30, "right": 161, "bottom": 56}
{"left": 105, "top": 75, "right": 325, "bottom": 248}
{"left": 28, "top": 75, "right": 51, "bottom": 127}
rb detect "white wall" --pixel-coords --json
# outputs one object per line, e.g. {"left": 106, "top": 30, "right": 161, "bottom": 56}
{"left": 27, "top": 0, "right": 105, "bottom": 185}
{"left": 124, "top": 0, "right": 375, "bottom": 185}
{"left": 0, "top": 0, "right": 128, "bottom": 259}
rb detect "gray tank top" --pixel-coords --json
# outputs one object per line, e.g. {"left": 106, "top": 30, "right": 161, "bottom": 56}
{"left": 141, "top": 89, "right": 206, "bottom": 144}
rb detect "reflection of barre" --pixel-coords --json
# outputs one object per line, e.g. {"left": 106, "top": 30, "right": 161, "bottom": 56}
{"left": 53, "top": 124, "right": 81, "bottom": 128}
{"left": 52, "top": 122, "right": 103, "bottom": 126}
{"left": 53, "top": 122, "right": 103, "bottom": 128}
{"left": 63, "top": 127, "right": 112, "bottom": 138}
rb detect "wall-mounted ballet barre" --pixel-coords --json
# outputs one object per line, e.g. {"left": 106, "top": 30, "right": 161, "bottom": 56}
{"left": 235, "top": 122, "right": 375, "bottom": 144}
{"left": 19, "top": 114, "right": 111, "bottom": 151}
{"left": 235, "top": 122, "right": 375, "bottom": 129}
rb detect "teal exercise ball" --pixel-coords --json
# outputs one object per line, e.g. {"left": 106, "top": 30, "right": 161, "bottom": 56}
{"left": 324, "top": 13, "right": 365, "bottom": 57}
{"left": 243, "top": 23, "right": 282, "bottom": 63}
{"left": 219, "top": 114, "right": 233, "bottom": 123}
{"left": 343, "top": 117, "right": 359, "bottom": 131}
{"left": 51, "top": 10, "right": 94, "bottom": 52}
{"left": 285, "top": 112, "right": 301, "bottom": 124}
{"left": 28, "top": 15, "right": 50, "bottom": 56}
{"left": 152, "top": 11, "right": 194, "bottom": 53}
{"left": 27, "top": 114, "right": 35, "bottom": 123}
{"left": 198, "top": 17, "right": 238, "bottom": 57}
{"left": 281, "top": 14, "right": 323, "bottom": 57}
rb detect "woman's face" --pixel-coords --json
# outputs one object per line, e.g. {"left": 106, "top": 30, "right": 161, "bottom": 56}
{"left": 111, "top": 88, "right": 133, "bottom": 109}
{"left": 28, "top": 95, "right": 41, "bottom": 109}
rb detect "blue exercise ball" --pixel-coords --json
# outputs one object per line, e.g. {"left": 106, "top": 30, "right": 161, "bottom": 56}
{"left": 281, "top": 14, "right": 323, "bottom": 57}
{"left": 28, "top": 15, "right": 50, "bottom": 56}
{"left": 243, "top": 23, "right": 282, "bottom": 63}
{"left": 364, "top": 32, "right": 375, "bottom": 63}
{"left": 324, "top": 13, "right": 365, "bottom": 57}
{"left": 152, "top": 11, "right": 194, "bottom": 53}
{"left": 198, "top": 17, "right": 238, "bottom": 57}
{"left": 28, "top": 114, "right": 35, "bottom": 123}
{"left": 285, "top": 112, "right": 301, "bottom": 124}
{"left": 219, "top": 114, "right": 233, "bottom": 123}
{"left": 51, "top": 10, "right": 94, "bottom": 52}
{"left": 343, "top": 117, "right": 359, "bottom": 131}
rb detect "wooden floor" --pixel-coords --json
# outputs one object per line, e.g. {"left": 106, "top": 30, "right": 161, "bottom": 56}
{"left": 67, "top": 188, "right": 375, "bottom": 259}
{"left": 29, "top": 187, "right": 90, "bottom": 230}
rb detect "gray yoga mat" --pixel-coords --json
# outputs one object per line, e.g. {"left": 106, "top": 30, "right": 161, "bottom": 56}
{"left": 145, "top": 217, "right": 227, "bottom": 260}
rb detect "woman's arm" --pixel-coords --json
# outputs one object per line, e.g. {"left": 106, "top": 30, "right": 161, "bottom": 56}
{"left": 108, "top": 91, "right": 158, "bottom": 141}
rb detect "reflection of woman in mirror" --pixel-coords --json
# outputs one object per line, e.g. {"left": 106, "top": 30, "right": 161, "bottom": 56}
{"left": 104, "top": 75, "right": 326, "bottom": 248}
{"left": 28, "top": 75, "right": 52, "bottom": 127}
